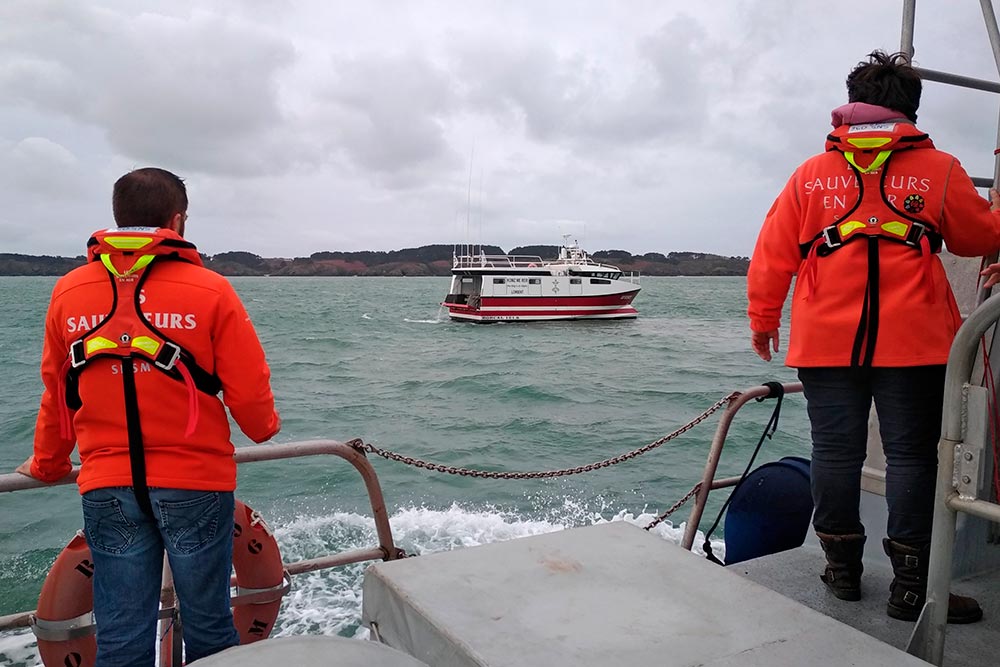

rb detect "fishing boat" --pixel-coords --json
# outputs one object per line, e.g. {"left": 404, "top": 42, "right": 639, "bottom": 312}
{"left": 441, "top": 236, "right": 640, "bottom": 322}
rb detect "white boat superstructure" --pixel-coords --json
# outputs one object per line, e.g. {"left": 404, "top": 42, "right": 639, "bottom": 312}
{"left": 442, "top": 237, "right": 641, "bottom": 322}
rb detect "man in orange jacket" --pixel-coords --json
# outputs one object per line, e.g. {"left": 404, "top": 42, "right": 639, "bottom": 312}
{"left": 748, "top": 51, "right": 1000, "bottom": 624}
{"left": 17, "top": 167, "right": 280, "bottom": 665}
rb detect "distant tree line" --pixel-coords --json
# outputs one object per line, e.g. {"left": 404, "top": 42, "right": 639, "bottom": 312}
{"left": 0, "top": 245, "right": 749, "bottom": 277}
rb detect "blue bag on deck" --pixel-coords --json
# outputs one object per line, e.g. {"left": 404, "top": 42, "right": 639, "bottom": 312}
{"left": 723, "top": 456, "right": 813, "bottom": 566}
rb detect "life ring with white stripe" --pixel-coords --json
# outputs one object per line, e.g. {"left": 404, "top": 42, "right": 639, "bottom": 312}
{"left": 30, "top": 499, "right": 288, "bottom": 667}
{"left": 231, "top": 500, "right": 287, "bottom": 643}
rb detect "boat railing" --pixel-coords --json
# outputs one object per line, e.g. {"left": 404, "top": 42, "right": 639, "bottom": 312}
{"left": 621, "top": 271, "right": 641, "bottom": 285}
{"left": 679, "top": 382, "right": 804, "bottom": 551}
{"left": 897, "top": 4, "right": 1000, "bottom": 662}
{"left": 908, "top": 292, "right": 1000, "bottom": 666}
{"left": 452, "top": 254, "right": 544, "bottom": 270}
{"left": 0, "top": 440, "right": 402, "bottom": 650}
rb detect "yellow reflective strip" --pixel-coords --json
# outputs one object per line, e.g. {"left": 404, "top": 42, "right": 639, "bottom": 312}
{"left": 103, "top": 253, "right": 155, "bottom": 277}
{"left": 131, "top": 336, "right": 161, "bottom": 356}
{"left": 846, "top": 137, "right": 892, "bottom": 149}
{"left": 103, "top": 236, "right": 154, "bottom": 250}
{"left": 85, "top": 337, "right": 118, "bottom": 354}
{"left": 842, "top": 150, "right": 892, "bottom": 173}
{"left": 868, "top": 150, "right": 892, "bottom": 171}
{"left": 126, "top": 254, "right": 155, "bottom": 275}
{"left": 100, "top": 254, "right": 124, "bottom": 278}
{"left": 837, "top": 220, "right": 867, "bottom": 237}
{"left": 881, "top": 221, "right": 909, "bottom": 238}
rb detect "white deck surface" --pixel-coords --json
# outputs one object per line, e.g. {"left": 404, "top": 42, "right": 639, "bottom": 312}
{"left": 362, "top": 521, "right": 928, "bottom": 666}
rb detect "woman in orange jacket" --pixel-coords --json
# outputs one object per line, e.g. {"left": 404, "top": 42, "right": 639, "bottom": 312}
{"left": 18, "top": 167, "right": 280, "bottom": 665}
{"left": 748, "top": 51, "right": 1000, "bottom": 624}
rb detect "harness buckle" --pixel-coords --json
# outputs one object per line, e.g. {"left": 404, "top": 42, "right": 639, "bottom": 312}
{"left": 905, "top": 221, "right": 927, "bottom": 247}
{"left": 69, "top": 341, "right": 87, "bottom": 369}
{"left": 154, "top": 341, "right": 182, "bottom": 371}
{"left": 821, "top": 226, "right": 843, "bottom": 250}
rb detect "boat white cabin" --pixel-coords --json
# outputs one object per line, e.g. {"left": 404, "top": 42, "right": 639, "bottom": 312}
{"left": 441, "top": 236, "right": 641, "bottom": 322}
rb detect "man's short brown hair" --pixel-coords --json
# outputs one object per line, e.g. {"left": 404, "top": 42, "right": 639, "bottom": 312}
{"left": 112, "top": 167, "right": 188, "bottom": 228}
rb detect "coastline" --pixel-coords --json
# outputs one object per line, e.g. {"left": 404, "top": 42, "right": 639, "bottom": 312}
{"left": 0, "top": 246, "right": 749, "bottom": 277}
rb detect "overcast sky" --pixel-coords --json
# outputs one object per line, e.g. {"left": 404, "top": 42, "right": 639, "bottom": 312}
{"left": 2, "top": 1, "right": 1000, "bottom": 258}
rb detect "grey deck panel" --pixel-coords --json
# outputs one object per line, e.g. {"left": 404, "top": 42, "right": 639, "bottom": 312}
{"left": 361, "top": 521, "right": 928, "bottom": 667}
{"left": 197, "top": 635, "right": 430, "bottom": 666}
{"left": 738, "top": 543, "right": 1000, "bottom": 667}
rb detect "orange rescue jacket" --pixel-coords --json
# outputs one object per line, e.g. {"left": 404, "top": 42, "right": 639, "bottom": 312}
{"left": 31, "top": 227, "right": 280, "bottom": 493}
{"left": 748, "top": 121, "right": 1000, "bottom": 367}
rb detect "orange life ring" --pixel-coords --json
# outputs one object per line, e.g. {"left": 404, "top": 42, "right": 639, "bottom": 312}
{"left": 33, "top": 532, "right": 95, "bottom": 667}
{"left": 231, "top": 500, "right": 287, "bottom": 644}
{"left": 31, "top": 499, "right": 287, "bottom": 666}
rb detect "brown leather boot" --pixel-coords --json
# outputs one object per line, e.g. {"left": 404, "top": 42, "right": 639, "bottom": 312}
{"left": 816, "top": 532, "right": 866, "bottom": 601}
{"left": 882, "top": 539, "right": 983, "bottom": 624}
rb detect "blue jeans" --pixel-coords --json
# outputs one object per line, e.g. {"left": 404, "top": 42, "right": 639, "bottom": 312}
{"left": 82, "top": 487, "right": 240, "bottom": 666}
{"left": 798, "top": 366, "right": 945, "bottom": 544}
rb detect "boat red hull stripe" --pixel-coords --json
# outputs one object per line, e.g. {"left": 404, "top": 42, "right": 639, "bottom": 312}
{"left": 447, "top": 307, "right": 637, "bottom": 318}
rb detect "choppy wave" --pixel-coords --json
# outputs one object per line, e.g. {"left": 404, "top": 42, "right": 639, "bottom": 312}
{"left": 0, "top": 276, "right": 802, "bottom": 666}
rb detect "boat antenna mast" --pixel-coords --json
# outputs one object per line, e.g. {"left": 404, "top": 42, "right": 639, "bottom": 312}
{"left": 466, "top": 145, "right": 475, "bottom": 258}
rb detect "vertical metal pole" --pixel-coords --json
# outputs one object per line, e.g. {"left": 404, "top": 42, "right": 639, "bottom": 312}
{"left": 979, "top": 0, "right": 1000, "bottom": 73}
{"left": 159, "top": 555, "right": 178, "bottom": 667}
{"left": 907, "top": 5, "right": 1000, "bottom": 664}
{"left": 977, "top": 0, "right": 1000, "bottom": 307}
{"left": 906, "top": 434, "right": 959, "bottom": 665}
{"left": 900, "top": 0, "right": 917, "bottom": 57}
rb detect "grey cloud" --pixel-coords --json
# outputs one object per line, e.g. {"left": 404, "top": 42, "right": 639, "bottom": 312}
{"left": 451, "top": 14, "right": 712, "bottom": 150}
{"left": 1, "top": 1, "right": 997, "bottom": 260}
{"left": 0, "top": 3, "right": 297, "bottom": 177}
{"left": 310, "top": 52, "right": 460, "bottom": 185}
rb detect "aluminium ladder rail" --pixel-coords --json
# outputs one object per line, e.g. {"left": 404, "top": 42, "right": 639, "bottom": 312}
{"left": 899, "top": 3, "right": 1000, "bottom": 664}
{"left": 902, "top": 0, "right": 1000, "bottom": 309}
{"left": 907, "top": 294, "right": 1000, "bottom": 665}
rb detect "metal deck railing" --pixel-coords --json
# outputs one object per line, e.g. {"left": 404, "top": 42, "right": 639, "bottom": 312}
{"left": 0, "top": 440, "right": 403, "bottom": 667}
{"left": 679, "top": 382, "right": 805, "bottom": 552}
{"left": 452, "top": 254, "right": 545, "bottom": 270}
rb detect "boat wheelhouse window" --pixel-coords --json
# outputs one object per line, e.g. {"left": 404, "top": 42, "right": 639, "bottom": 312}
{"left": 493, "top": 278, "right": 505, "bottom": 284}
{"left": 570, "top": 278, "right": 582, "bottom": 284}
{"left": 528, "top": 278, "right": 541, "bottom": 284}
{"left": 590, "top": 278, "right": 611, "bottom": 285}
{"left": 461, "top": 277, "right": 474, "bottom": 283}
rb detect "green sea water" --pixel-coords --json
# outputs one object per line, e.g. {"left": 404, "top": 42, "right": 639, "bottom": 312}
{"left": 0, "top": 276, "right": 809, "bottom": 665}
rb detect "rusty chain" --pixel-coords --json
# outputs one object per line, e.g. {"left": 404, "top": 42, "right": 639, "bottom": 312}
{"left": 643, "top": 482, "right": 701, "bottom": 531}
{"left": 347, "top": 390, "right": 739, "bottom": 480}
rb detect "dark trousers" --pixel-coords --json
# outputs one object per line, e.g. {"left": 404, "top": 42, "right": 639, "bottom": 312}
{"left": 798, "top": 366, "right": 946, "bottom": 545}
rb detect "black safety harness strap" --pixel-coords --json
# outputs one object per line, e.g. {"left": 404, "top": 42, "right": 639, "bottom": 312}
{"left": 850, "top": 237, "right": 881, "bottom": 368}
{"left": 121, "top": 353, "right": 154, "bottom": 517}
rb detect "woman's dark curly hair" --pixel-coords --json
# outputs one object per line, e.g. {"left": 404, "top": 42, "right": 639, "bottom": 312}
{"left": 846, "top": 50, "right": 922, "bottom": 122}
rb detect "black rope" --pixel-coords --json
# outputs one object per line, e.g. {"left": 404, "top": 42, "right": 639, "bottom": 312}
{"left": 702, "top": 381, "right": 785, "bottom": 565}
